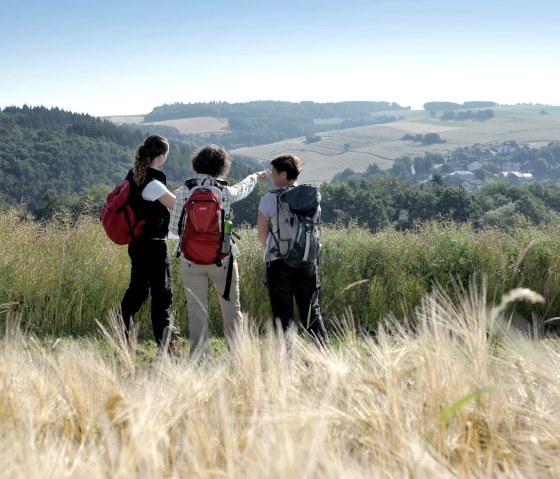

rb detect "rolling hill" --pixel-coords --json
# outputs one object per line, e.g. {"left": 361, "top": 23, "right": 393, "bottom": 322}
{"left": 107, "top": 104, "right": 560, "bottom": 184}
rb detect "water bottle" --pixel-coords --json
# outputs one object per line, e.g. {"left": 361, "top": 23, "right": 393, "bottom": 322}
{"left": 221, "top": 218, "right": 233, "bottom": 253}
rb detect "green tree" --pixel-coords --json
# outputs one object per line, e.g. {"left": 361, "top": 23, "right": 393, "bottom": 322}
{"left": 391, "top": 156, "right": 413, "bottom": 178}
{"left": 413, "top": 155, "right": 433, "bottom": 176}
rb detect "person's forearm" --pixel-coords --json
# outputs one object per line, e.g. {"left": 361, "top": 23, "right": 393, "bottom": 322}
{"left": 227, "top": 174, "right": 258, "bottom": 203}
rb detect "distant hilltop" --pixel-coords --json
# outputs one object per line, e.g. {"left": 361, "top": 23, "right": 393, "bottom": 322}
{"left": 423, "top": 101, "right": 498, "bottom": 111}
{"left": 144, "top": 100, "right": 410, "bottom": 122}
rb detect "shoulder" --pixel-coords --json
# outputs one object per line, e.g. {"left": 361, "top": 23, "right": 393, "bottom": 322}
{"left": 258, "top": 191, "right": 279, "bottom": 215}
{"left": 259, "top": 191, "right": 278, "bottom": 203}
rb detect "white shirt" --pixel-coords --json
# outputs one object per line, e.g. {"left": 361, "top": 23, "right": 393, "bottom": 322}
{"left": 142, "top": 180, "right": 171, "bottom": 201}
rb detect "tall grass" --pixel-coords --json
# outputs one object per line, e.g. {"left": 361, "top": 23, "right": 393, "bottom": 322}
{"left": 2, "top": 207, "right": 560, "bottom": 338}
{"left": 1, "top": 281, "right": 560, "bottom": 477}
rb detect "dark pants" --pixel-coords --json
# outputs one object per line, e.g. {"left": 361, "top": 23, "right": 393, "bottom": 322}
{"left": 266, "top": 259, "right": 329, "bottom": 348}
{"left": 121, "top": 240, "right": 173, "bottom": 347}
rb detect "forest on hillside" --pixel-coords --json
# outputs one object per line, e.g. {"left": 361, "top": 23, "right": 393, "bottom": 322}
{"left": 0, "top": 106, "right": 264, "bottom": 218}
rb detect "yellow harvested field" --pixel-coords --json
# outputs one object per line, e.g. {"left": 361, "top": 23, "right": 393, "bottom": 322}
{"left": 104, "top": 115, "right": 145, "bottom": 124}
{"left": 383, "top": 120, "right": 461, "bottom": 133}
{"left": 153, "top": 117, "right": 229, "bottom": 134}
{"left": 105, "top": 116, "right": 229, "bottom": 134}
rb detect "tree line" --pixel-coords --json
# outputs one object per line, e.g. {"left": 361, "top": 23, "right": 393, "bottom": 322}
{"left": 144, "top": 100, "right": 408, "bottom": 122}
{"left": 320, "top": 176, "right": 560, "bottom": 231}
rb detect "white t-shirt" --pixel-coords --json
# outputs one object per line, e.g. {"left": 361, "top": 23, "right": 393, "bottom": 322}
{"left": 258, "top": 188, "right": 290, "bottom": 262}
{"left": 142, "top": 180, "right": 171, "bottom": 202}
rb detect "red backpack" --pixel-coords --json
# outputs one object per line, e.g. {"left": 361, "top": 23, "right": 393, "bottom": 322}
{"left": 178, "top": 179, "right": 229, "bottom": 265}
{"left": 101, "top": 179, "right": 145, "bottom": 245}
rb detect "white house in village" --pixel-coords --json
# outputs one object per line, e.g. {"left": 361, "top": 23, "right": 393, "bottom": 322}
{"left": 468, "top": 161, "right": 482, "bottom": 171}
{"left": 497, "top": 141, "right": 520, "bottom": 154}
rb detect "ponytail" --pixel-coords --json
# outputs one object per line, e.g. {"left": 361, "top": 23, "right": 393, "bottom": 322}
{"left": 133, "top": 135, "right": 169, "bottom": 185}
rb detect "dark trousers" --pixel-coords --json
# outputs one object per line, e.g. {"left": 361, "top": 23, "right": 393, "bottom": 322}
{"left": 266, "top": 259, "right": 329, "bottom": 348}
{"left": 121, "top": 240, "right": 173, "bottom": 346}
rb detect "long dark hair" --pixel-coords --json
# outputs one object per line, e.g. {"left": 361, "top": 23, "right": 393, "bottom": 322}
{"left": 133, "top": 135, "right": 169, "bottom": 185}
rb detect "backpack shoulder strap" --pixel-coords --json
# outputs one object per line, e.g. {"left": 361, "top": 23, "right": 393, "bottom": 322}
{"left": 213, "top": 178, "right": 228, "bottom": 188}
{"left": 184, "top": 178, "right": 198, "bottom": 189}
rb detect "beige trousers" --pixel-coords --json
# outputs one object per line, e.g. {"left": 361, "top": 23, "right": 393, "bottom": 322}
{"left": 179, "top": 256, "right": 243, "bottom": 360}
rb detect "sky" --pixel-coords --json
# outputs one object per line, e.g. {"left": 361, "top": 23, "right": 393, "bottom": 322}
{"left": 2, "top": 0, "right": 560, "bottom": 117}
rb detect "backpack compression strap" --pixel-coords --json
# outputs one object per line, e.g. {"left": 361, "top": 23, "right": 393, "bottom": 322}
{"left": 222, "top": 255, "right": 234, "bottom": 301}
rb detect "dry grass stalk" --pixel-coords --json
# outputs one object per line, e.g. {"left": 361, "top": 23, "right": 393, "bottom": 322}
{"left": 1, "top": 283, "right": 559, "bottom": 478}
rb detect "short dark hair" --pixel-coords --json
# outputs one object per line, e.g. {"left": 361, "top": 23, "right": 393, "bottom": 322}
{"left": 191, "top": 144, "right": 231, "bottom": 177}
{"left": 271, "top": 154, "right": 302, "bottom": 180}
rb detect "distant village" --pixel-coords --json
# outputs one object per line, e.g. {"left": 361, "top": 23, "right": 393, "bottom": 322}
{"left": 426, "top": 140, "right": 546, "bottom": 190}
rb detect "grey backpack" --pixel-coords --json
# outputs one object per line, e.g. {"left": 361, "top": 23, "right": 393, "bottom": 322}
{"left": 270, "top": 185, "right": 321, "bottom": 268}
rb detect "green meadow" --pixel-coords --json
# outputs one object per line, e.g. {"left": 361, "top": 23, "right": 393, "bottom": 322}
{"left": 2, "top": 207, "right": 559, "bottom": 338}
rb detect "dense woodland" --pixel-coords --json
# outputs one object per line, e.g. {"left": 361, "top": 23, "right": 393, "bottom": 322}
{"left": 0, "top": 106, "right": 263, "bottom": 218}
{"left": 4, "top": 105, "right": 560, "bottom": 231}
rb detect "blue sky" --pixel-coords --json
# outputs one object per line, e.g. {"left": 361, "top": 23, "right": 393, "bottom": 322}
{"left": 2, "top": 0, "right": 559, "bottom": 116}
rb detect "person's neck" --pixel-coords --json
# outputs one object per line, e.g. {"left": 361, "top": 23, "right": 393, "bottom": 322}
{"left": 279, "top": 180, "right": 296, "bottom": 188}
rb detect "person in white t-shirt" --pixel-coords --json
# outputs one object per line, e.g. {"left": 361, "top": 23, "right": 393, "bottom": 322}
{"left": 120, "top": 135, "right": 181, "bottom": 357}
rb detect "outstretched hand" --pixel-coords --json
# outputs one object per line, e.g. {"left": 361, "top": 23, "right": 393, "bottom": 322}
{"left": 256, "top": 170, "right": 269, "bottom": 181}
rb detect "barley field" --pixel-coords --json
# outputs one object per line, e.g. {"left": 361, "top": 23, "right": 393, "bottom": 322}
{"left": 2, "top": 281, "right": 560, "bottom": 478}
{"left": 3, "top": 208, "right": 560, "bottom": 476}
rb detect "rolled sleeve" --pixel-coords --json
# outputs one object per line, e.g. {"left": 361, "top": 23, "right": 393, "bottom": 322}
{"left": 225, "top": 174, "right": 258, "bottom": 204}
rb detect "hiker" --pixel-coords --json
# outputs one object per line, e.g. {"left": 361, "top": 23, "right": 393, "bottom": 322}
{"left": 170, "top": 144, "right": 268, "bottom": 361}
{"left": 120, "top": 135, "right": 181, "bottom": 356}
{"left": 257, "top": 154, "right": 329, "bottom": 349}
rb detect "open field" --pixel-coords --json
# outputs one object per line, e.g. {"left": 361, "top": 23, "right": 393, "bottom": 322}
{"left": 105, "top": 115, "right": 229, "bottom": 134}
{"left": 3, "top": 207, "right": 560, "bottom": 338}
{"left": 233, "top": 105, "right": 560, "bottom": 184}
{"left": 103, "top": 114, "right": 145, "bottom": 124}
